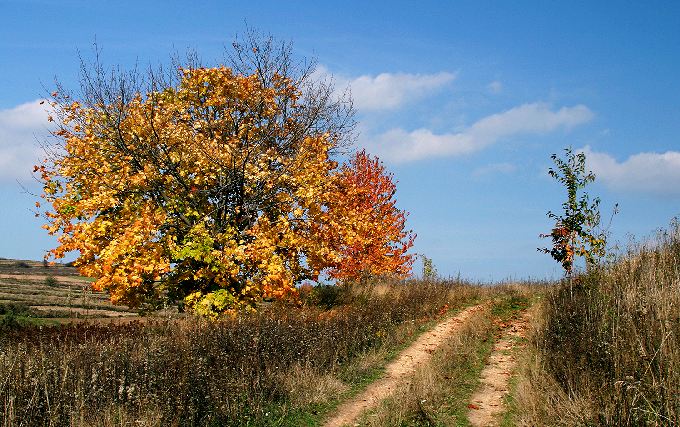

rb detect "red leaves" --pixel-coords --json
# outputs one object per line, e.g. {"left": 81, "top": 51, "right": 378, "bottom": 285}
{"left": 325, "top": 150, "right": 415, "bottom": 281}
{"left": 540, "top": 223, "right": 576, "bottom": 274}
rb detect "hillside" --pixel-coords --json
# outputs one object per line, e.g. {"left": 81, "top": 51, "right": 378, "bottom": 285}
{"left": 0, "top": 258, "right": 137, "bottom": 320}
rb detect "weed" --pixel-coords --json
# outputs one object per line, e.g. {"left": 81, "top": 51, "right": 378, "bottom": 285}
{"left": 522, "top": 220, "right": 680, "bottom": 426}
{"left": 0, "top": 279, "right": 480, "bottom": 426}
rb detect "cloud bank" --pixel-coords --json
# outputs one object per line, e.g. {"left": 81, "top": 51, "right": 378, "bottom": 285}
{"left": 0, "top": 100, "right": 52, "bottom": 182}
{"left": 371, "top": 103, "right": 594, "bottom": 163}
{"left": 316, "top": 66, "right": 456, "bottom": 111}
{"left": 582, "top": 146, "right": 680, "bottom": 196}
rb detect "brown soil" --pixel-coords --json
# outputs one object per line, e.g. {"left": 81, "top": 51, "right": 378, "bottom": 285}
{"left": 0, "top": 274, "right": 91, "bottom": 284}
{"left": 467, "top": 310, "right": 530, "bottom": 427}
{"left": 29, "top": 305, "right": 138, "bottom": 317}
{"left": 323, "top": 304, "right": 486, "bottom": 427}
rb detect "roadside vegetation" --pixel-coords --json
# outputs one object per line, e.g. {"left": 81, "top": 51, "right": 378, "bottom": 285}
{"left": 517, "top": 221, "right": 680, "bottom": 426}
{"left": 1, "top": 279, "right": 482, "bottom": 426}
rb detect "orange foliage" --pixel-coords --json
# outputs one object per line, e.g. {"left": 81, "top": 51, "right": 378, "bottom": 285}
{"left": 325, "top": 150, "right": 415, "bottom": 281}
{"left": 541, "top": 224, "right": 575, "bottom": 274}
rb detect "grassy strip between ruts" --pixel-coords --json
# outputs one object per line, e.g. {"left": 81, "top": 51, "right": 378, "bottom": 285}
{"left": 353, "top": 288, "right": 532, "bottom": 427}
{"left": 498, "top": 295, "right": 542, "bottom": 427}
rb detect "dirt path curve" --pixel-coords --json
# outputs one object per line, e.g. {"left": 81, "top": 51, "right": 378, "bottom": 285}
{"left": 323, "top": 304, "right": 487, "bottom": 427}
{"left": 467, "top": 310, "right": 531, "bottom": 427}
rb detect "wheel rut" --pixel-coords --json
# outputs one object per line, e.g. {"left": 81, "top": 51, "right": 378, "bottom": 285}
{"left": 467, "top": 310, "right": 531, "bottom": 427}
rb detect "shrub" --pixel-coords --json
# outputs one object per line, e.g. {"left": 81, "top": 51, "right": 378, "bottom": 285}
{"left": 0, "top": 311, "right": 20, "bottom": 330}
{"left": 0, "top": 302, "right": 32, "bottom": 316}
{"left": 303, "top": 284, "right": 347, "bottom": 309}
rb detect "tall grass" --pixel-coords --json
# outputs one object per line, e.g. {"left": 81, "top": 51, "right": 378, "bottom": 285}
{"left": 0, "top": 280, "right": 479, "bottom": 426}
{"left": 530, "top": 221, "right": 680, "bottom": 425}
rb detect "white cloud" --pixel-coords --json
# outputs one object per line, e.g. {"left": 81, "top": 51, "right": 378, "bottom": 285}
{"left": 581, "top": 146, "right": 680, "bottom": 196}
{"left": 316, "top": 66, "right": 455, "bottom": 111}
{"left": 0, "top": 100, "right": 52, "bottom": 182}
{"left": 370, "top": 103, "right": 594, "bottom": 163}
{"left": 487, "top": 81, "right": 503, "bottom": 94}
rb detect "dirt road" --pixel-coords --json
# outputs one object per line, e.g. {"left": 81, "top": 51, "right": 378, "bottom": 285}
{"left": 323, "top": 304, "right": 487, "bottom": 427}
{"left": 467, "top": 311, "right": 530, "bottom": 426}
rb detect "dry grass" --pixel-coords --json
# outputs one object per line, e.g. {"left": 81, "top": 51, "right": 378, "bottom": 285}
{"left": 513, "top": 302, "right": 596, "bottom": 426}
{"left": 277, "top": 364, "right": 350, "bottom": 406}
{"left": 515, "top": 220, "right": 680, "bottom": 426}
{"left": 0, "top": 279, "right": 481, "bottom": 426}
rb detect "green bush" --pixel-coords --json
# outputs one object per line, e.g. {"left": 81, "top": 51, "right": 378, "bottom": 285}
{"left": 0, "top": 311, "right": 20, "bottom": 330}
{"left": 306, "top": 284, "right": 346, "bottom": 309}
{"left": 0, "top": 302, "right": 32, "bottom": 316}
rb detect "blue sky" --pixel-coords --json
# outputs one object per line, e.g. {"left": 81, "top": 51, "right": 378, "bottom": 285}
{"left": 1, "top": 1, "right": 679, "bottom": 280}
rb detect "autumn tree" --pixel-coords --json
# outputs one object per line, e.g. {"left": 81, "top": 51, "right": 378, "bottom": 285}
{"left": 539, "top": 147, "right": 611, "bottom": 276}
{"left": 37, "top": 34, "right": 360, "bottom": 315}
{"left": 325, "top": 150, "right": 415, "bottom": 281}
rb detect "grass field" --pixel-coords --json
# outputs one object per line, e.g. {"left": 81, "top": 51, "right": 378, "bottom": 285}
{"left": 0, "top": 258, "right": 137, "bottom": 321}
{"left": 0, "top": 278, "right": 488, "bottom": 426}
{"left": 2, "top": 227, "right": 678, "bottom": 427}
{"left": 512, "top": 222, "right": 680, "bottom": 426}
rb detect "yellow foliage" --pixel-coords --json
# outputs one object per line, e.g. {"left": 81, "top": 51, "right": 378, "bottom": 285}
{"left": 38, "top": 65, "right": 414, "bottom": 316}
